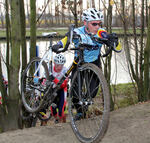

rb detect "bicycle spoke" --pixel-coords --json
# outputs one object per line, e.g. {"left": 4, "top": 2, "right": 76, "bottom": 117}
{"left": 69, "top": 63, "right": 110, "bottom": 143}
{"left": 21, "top": 57, "right": 49, "bottom": 113}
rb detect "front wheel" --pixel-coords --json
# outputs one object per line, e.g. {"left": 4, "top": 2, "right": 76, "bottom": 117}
{"left": 68, "top": 63, "right": 110, "bottom": 143}
{"left": 21, "top": 57, "right": 49, "bottom": 113}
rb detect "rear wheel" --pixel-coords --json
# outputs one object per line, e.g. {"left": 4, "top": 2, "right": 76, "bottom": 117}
{"left": 21, "top": 57, "right": 49, "bottom": 113}
{"left": 68, "top": 63, "right": 110, "bottom": 143}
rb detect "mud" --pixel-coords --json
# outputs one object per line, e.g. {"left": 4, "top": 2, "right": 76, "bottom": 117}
{"left": 0, "top": 102, "right": 150, "bottom": 143}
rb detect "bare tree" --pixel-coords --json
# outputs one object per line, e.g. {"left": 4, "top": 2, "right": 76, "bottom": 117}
{"left": 144, "top": 5, "right": 150, "bottom": 99}
{"left": 79, "top": 0, "right": 83, "bottom": 24}
{"left": 55, "top": 0, "right": 60, "bottom": 25}
{"left": 26, "top": 0, "right": 30, "bottom": 27}
{"left": 48, "top": 1, "right": 53, "bottom": 25}
{"left": 67, "top": 0, "right": 78, "bottom": 27}
{"left": 61, "top": 0, "right": 66, "bottom": 25}
{"left": 145, "top": 0, "right": 148, "bottom": 27}
{"left": 104, "top": 0, "right": 114, "bottom": 110}
{"left": 119, "top": 0, "right": 147, "bottom": 102}
{"left": 138, "top": 0, "right": 145, "bottom": 101}
{"left": 0, "top": 0, "right": 22, "bottom": 132}
{"left": 91, "top": 0, "right": 95, "bottom": 8}
{"left": 20, "top": 0, "right": 27, "bottom": 70}
{"left": 30, "top": 0, "right": 36, "bottom": 60}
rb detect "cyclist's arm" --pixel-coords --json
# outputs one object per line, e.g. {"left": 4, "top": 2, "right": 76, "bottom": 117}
{"left": 60, "top": 78, "right": 68, "bottom": 88}
{"left": 58, "top": 36, "right": 68, "bottom": 48}
{"left": 53, "top": 77, "right": 68, "bottom": 89}
{"left": 52, "top": 36, "right": 68, "bottom": 52}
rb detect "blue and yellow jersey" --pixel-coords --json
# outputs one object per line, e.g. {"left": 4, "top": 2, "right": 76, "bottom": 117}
{"left": 58, "top": 26, "right": 103, "bottom": 63}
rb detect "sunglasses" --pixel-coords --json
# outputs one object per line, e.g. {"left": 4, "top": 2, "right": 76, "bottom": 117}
{"left": 91, "top": 23, "right": 101, "bottom": 26}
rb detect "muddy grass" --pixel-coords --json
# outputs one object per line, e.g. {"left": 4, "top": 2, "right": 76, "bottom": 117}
{"left": 0, "top": 102, "right": 150, "bottom": 143}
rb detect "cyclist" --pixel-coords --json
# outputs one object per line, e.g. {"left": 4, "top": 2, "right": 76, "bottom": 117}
{"left": 40, "top": 54, "right": 68, "bottom": 125}
{"left": 52, "top": 8, "right": 122, "bottom": 120}
{"left": 2, "top": 76, "right": 8, "bottom": 90}
{"left": 50, "top": 54, "right": 68, "bottom": 123}
{"left": 0, "top": 76, "right": 8, "bottom": 104}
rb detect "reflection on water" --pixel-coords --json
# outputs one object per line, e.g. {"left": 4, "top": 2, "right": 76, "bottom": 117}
{"left": 0, "top": 40, "right": 131, "bottom": 84}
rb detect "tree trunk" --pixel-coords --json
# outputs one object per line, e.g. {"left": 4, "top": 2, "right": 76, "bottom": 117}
{"left": 144, "top": 6, "right": 150, "bottom": 99}
{"left": 0, "top": 11, "right": 4, "bottom": 28}
{"left": 26, "top": 0, "right": 30, "bottom": 27}
{"left": 55, "top": 0, "right": 59, "bottom": 25}
{"left": 44, "top": 0, "right": 48, "bottom": 26}
{"left": 67, "top": 0, "right": 78, "bottom": 27}
{"left": 48, "top": 1, "right": 53, "bottom": 25}
{"left": 79, "top": 0, "right": 83, "bottom": 24}
{"left": 73, "top": 0, "right": 78, "bottom": 27}
{"left": 0, "top": 0, "right": 22, "bottom": 132}
{"left": 20, "top": 0, "right": 27, "bottom": 70}
{"left": 61, "top": 0, "right": 66, "bottom": 25}
{"left": 92, "top": 0, "right": 95, "bottom": 8}
{"left": 5, "top": 0, "right": 10, "bottom": 88}
{"left": 139, "top": 0, "right": 145, "bottom": 101}
{"left": 30, "top": 0, "right": 36, "bottom": 60}
{"left": 0, "top": 57, "right": 7, "bottom": 107}
{"left": 145, "top": 0, "right": 148, "bottom": 27}
{"left": 104, "top": 0, "right": 114, "bottom": 111}
{"left": 132, "top": 0, "right": 139, "bottom": 82}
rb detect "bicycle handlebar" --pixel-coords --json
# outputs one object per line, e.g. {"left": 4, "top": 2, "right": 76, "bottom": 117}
{"left": 55, "top": 24, "right": 113, "bottom": 57}
{"left": 90, "top": 36, "right": 113, "bottom": 57}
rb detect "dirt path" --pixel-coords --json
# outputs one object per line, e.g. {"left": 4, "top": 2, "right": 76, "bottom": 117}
{"left": 0, "top": 102, "right": 150, "bottom": 143}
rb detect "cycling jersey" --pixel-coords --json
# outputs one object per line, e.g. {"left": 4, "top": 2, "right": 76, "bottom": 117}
{"left": 58, "top": 26, "right": 103, "bottom": 63}
{"left": 74, "top": 26, "right": 102, "bottom": 62}
{"left": 52, "top": 65, "right": 67, "bottom": 81}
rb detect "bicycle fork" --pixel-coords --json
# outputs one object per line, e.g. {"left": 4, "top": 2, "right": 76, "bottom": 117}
{"left": 77, "top": 67, "right": 82, "bottom": 104}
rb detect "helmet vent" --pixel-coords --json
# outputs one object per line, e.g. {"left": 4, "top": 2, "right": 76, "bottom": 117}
{"left": 83, "top": 13, "right": 87, "bottom": 16}
{"left": 91, "top": 15, "right": 96, "bottom": 19}
{"left": 97, "top": 13, "right": 100, "bottom": 18}
{"left": 90, "top": 10, "right": 95, "bottom": 15}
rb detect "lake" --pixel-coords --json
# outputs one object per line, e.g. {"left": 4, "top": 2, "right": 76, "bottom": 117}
{"left": 0, "top": 39, "right": 131, "bottom": 84}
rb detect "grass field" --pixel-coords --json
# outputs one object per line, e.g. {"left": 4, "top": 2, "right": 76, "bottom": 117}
{"left": 111, "top": 83, "right": 138, "bottom": 109}
{"left": 0, "top": 27, "right": 147, "bottom": 38}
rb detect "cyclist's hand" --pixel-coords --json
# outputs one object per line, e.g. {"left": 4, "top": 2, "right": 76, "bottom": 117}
{"left": 52, "top": 44, "right": 62, "bottom": 53}
{"left": 107, "top": 33, "right": 122, "bottom": 52}
{"left": 108, "top": 33, "right": 118, "bottom": 45}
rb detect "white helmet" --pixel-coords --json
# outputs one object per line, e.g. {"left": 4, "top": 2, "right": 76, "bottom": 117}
{"left": 54, "top": 54, "right": 66, "bottom": 65}
{"left": 82, "top": 8, "right": 104, "bottom": 22}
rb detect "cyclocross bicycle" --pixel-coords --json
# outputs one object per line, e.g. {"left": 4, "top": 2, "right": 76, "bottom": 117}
{"left": 21, "top": 24, "right": 115, "bottom": 143}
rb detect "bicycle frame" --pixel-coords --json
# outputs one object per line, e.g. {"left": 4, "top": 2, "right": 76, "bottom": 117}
{"left": 47, "top": 49, "right": 84, "bottom": 106}
{"left": 34, "top": 38, "right": 53, "bottom": 78}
